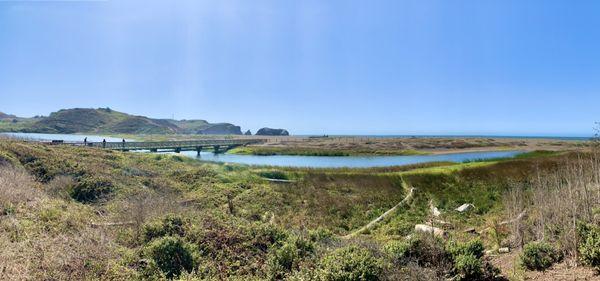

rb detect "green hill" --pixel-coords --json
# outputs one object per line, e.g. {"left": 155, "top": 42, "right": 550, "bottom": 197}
{"left": 0, "top": 108, "right": 243, "bottom": 135}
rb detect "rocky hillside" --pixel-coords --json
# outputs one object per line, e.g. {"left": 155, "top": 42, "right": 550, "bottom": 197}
{"left": 0, "top": 108, "right": 244, "bottom": 135}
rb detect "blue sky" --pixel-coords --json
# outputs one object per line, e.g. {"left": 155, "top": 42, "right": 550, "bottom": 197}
{"left": 1, "top": 0, "right": 599, "bottom": 136}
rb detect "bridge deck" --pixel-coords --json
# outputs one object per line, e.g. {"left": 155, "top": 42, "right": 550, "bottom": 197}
{"left": 85, "top": 139, "right": 263, "bottom": 151}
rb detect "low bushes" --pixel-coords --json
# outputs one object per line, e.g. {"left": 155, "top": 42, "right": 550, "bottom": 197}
{"left": 521, "top": 242, "right": 562, "bottom": 271}
{"left": 141, "top": 215, "right": 189, "bottom": 243}
{"left": 384, "top": 234, "right": 450, "bottom": 268}
{"left": 384, "top": 237, "right": 500, "bottom": 280}
{"left": 266, "top": 236, "right": 315, "bottom": 280}
{"left": 446, "top": 239, "right": 485, "bottom": 259}
{"left": 454, "top": 254, "right": 483, "bottom": 280}
{"left": 69, "top": 176, "right": 114, "bottom": 203}
{"left": 142, "top": 236, "right": 198, "bottom": 279}
{"left": 577, "top": 222, "right": 600, "bottom": 272}
{"left": 318, "top": 246, "right": 383, "bottom": 281}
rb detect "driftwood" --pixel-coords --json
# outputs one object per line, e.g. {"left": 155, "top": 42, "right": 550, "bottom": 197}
{"left": 344, "top": 188, "right": 415, "bottom": 238}
{"left": 478, "top": 210, "right": 527, "bottom": 234}
{"left": 498, "top": 210, "right": 526, "bottom": 226}
{"left": 415, "top": 224, "right": 447, "bottom": 238}
{"left": 264, "top": 178, "right": 296, "bottom": 183}
{"left": 90, "top": 221, "right": 135, "bottom": 228}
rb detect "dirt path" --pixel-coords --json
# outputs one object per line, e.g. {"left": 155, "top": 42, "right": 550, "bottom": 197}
{"left": 344, "top": 187, "right": 415, "bottom": 238}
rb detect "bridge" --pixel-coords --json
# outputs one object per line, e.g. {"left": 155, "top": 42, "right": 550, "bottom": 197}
{"left": 84, "top": 139, "right": 264, "bottom": 154}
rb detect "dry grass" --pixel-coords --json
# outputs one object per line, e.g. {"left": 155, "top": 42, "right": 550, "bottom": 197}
{"left": 504, "top": 152, "right": 600, "bottom": 259}
{"left": 0, "top": 165, "right": 43, "bottom": 206}
{"left": 0, "top": 165, "right": 129, "bottom": 280}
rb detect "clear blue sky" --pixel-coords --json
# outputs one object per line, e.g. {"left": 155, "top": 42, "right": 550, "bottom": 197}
{"left": 1, "top": 0, "right": 598, "bottom": 136}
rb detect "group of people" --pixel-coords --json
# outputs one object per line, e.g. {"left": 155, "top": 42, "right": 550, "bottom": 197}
{"left": 83, "top": 137, "right": 126, "bottom": 148}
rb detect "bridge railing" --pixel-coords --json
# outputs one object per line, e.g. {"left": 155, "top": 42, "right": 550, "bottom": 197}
{"left": 86, "top": 139, "right": 264, "bottom": 150}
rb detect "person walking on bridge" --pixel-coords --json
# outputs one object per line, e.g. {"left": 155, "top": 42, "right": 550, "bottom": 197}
{"left": 83, "top": 137, "right": 87, "bottom": 146}
{"left": 102, "top": 139, "right": 106, "bottom": 148}
{"left": 122, "top": 138, "right": 126, "bottom": 149}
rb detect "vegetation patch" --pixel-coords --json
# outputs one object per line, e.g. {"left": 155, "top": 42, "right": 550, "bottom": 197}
{"left": 69, "top": 176, "right": 114, "bottom": 203}
{"left": 577, "top": 222, "right": 600, "bottom": 272}
{"left": 318, "top": 246, "right": 383, "bottom": 281}
{"left": 521, "top": 242, "right": 562, "bottom": 271}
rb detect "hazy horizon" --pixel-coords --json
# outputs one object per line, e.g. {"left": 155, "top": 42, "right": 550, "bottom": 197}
{"left": 2, "top": 0, "right": 599, "bottom": 136}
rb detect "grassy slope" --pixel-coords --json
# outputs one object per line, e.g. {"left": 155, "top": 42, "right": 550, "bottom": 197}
{"left": 0, "top": 141, "right": 579, "bottom": 279}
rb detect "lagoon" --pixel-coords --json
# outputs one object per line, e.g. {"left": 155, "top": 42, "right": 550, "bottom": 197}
{"left": 1, "top": 132, "right": 523, "bottom": 168}
{"left": 179, "top": 150, "right": 523, "bottom": 168}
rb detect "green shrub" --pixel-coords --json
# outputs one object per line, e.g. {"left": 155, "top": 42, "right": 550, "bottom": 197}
{"left": 383, "top": 240, "right": 411, "bottom": 261}
{"left": 319, "top": 246, "right": 382, "bottom": 281}
{"left": 577, "top": 222, "right": 600, "bottom": 271}
{"left": 142, "top": 215, "right": 188, "bottom": 243}
{"left": 258, "top": 170, "right": 288, "bottom": 180}
{"left": 384, "top": 234, "right": 449, "bottom": 268}
{"left": 308, "top": 227, "right": 334, "bottom": 242}
{"left": 143, "top": 236, "right": 198, "bottom": 279}
{"left": 447, "top": 239, "right": 485, "bottom": 259}
{"left": 267, "top": 242, "right": 300, "bottom": 280}
{"left": 267, "top": 236, "right": 314, "bottom": 280}
{"left": 454, "top": 254, "right": 482, "bottom": 280}
{"left": 521, "top": 242, "right": 562, "bottom": 271}
{"left": 69, "top": 176, "right": 113, "bottom": 203}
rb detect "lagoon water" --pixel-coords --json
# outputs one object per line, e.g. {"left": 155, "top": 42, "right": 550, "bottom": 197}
{"left": 179, "top": 150, "right": 523, "bottom": 168}
{"left": 2, "top": 132, "right": 523, "bottom": 168}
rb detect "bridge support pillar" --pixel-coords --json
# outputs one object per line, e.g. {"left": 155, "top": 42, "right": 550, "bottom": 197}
{"left": 213, "top": 145, "right": 221, "bottom": 154}
{"left": 175, "top": 147, "right": 181, "bottom": 153}
{"left": 196, "top": 146, "right": 202, "bottom": 156}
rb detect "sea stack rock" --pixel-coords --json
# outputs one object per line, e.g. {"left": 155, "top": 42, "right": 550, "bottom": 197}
{"left": 244, "top": 130, "right": 252, "bottom": 135}
{"left": 256, "top": 128, "right": 289, "bottom": 136}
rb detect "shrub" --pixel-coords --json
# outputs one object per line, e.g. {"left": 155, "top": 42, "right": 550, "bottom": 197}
{"left": 521, "top": 242, "right": 562, "bottom": 271}
{"left": 142, "top": 215, "right": 188, "bottom": 243}
{"left": 319, "top": 246, "right": 382, "bottom": 281}
{"left": 69, "top": 176, "right": 113, "bottom": 203}
{"left": 308, "top": 227, "right": 334, "bottom": 242}
{"left": 267, "top": 236, "right": 314, "bottom": 279}
{"left": 143, "top": 236, "right": 198, "bottom": 279}
{"left": 577, "top": 222, "right": 600, "bottom": 271}
{"left": 258, "top": 171, "right": 288, "bottom": 180}
{"left": 447, "top": 239, "right": 485, "bottom": 259}
{"left": 384, "top": 234, "right": 450, "bottom": 268}
{"left": 454, "top": 254, "right": 482, "bottom": 280}
{"left": 267, "top": 242, "right": 300, "bottom": 280}
{"left": 383, "top": 240, "right": 411, "bottom": 261}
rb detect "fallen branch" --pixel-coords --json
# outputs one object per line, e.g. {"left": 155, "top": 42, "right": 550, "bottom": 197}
{"left": 90, "top": 221, "right": 135, "bottom": 228}
{"left": 264, "top": 178, "right": 296, "bottom": 183}
{"left": 344, "top": 187, "right": 415, "bottom": 238}
{"left": 498, "top": 210, "right": 526, "bottom": 226}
